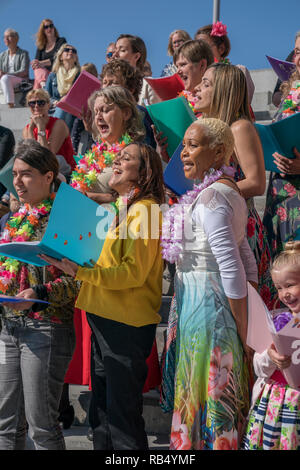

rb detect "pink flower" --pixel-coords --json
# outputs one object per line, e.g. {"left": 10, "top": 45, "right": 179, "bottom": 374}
{"left": 276, "top": 207, "right": 287, "bottom": 222}
{"left": 170, "top": 411, "right": 192, "bottom": 450}
{"left": 272, "top": 186, "right": 278, "bottom": 196}
{"left": 284, "top": 182, "right": 296, "bottom": 197}
{"left": 211, "top": 21, "right": 228, "bottom": 37}
{"left": 208, "top": 346, "right": 233, "bottom": 400}
{"left": 214, "top": 431, "right": 238, "bottom": 450}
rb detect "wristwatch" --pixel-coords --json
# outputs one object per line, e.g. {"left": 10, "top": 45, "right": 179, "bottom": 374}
{"left": 37, "top": 130, "right": 46, "bottom": 137}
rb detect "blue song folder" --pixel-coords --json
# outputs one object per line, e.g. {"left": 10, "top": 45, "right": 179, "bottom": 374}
{"left": 0, "top": 183, "right": 115, "bottom": 267}
{"left": 255, "top": 112, "right": 300, "bottom": 173}
{"left": 163, "top": 143, "right": 194, "bottom": 196}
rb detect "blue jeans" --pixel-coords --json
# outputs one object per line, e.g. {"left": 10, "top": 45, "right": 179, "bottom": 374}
{"left": 0, "top": 317, "right": 75, "bottom": 450}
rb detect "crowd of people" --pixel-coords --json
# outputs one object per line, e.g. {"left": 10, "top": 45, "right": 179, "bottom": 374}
{"left": 0, "top": 17, "right": 299, "bottom": 451}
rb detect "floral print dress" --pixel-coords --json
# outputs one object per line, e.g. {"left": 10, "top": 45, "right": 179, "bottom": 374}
{"left": 263, "top": 81, "right": 300, "bottom": 259}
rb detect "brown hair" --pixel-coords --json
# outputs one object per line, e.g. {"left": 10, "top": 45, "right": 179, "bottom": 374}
{"left": 173, "top": 39, "right": 214, "bottom": 67}
{"left": 167, "top": 29, "right": 191, "bottom": 56}
{"left": 35, "top": 19, "right": 59, "bottom": 50}
{"left": 88, "top": 85, "right": 145, "bottom": 142}
{"left": 116, "top": 34, "right": 147, "bottom": 72}
{"left": 280, "top": 31, "right": 300, "bottom": 99}
{"left": 81, "top": 63, "right": 98, "bottom": 77}
{"left": 205, "top": 63, "right": 252, "bottom": 125}
{"left": 271, "top": 241, "right": 300, "bottom": 274}
{"left": 195, "top": 24, "right": 231, "bottom": 58}
{"left": 100, "top": 59, "right": 143, "bottom": 102}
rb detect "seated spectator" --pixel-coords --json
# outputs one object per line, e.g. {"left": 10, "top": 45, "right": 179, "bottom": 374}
{"left": 100, "top": 58, "right": 155, "bottom": 147}
{"left": 22, "top": 88, "right": 76, "bottom": 178}
{"left": 113, "top": 34, "right": 160, "bottom": 106}
{"left": 0, "top": 125, "right": 15, "bottom": 197}
{"left": 105, "top": 42, "right": 115, "bottom": 63}
{"left": 45, "top": 43, "right": 80, "bottom": 130}
{"left": 160, "top": 29, "right": 191, "bottom": 77}
{"left": 143, "top": 60, "right": 152, "bottom": 77}
{"left": 31, "top": 19, "right": 66, "bottom": 90}
{"left": 0, "top": 29, "right": 30, "bottom": 108}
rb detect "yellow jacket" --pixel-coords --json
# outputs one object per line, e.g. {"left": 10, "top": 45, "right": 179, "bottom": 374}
{"left": 75, "top": 199, "right": 163, "bottom": 327}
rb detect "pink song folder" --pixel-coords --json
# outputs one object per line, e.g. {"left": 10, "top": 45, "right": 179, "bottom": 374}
{"left": 144, "top": 74, "right": 184, "bottom": 101}
{"left": 57, "top": 70, "right": 101, "bottom": 119}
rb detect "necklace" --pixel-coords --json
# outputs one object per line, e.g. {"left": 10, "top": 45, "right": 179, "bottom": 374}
{"left": 70, "top": 133, "right": 133, "bottom": 193}
{"left": 161, "top": 165, "right": 235, "bottom": 263}
{"left": 281, "top": 80, "right": 300, "bottom": 116}
{"left": 0, "top": 195, "right": 54, "bottom": 293}
{"left": 111, "top": 187, "right": 141, "bottom": 215}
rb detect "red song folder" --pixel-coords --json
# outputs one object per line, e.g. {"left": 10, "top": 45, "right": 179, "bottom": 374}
{"left": 56, "top": 70, "right": 101, "bottom": 119}
{"left": 144, "top": 74, "right": 184, "bottom": 101}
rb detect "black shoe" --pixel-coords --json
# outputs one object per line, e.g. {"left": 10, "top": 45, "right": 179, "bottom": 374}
{"left": 58, "top": 404, "right": 75, "bottom": 430}
{"left": 87, "top": 427, "right": 93, "bottom": 441}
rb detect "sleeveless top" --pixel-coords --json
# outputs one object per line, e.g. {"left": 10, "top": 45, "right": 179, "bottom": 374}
{"left": 28, "top": 116, "right": 76, "bottom": 170}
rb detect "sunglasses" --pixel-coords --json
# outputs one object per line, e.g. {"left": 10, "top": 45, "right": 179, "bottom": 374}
{"left": 64, "top": 47, "right": 77, "bottom": 54}
{"left": 106, "top": 52, "right": 113, "bottom": 58}
{"left": 28, "top": 100, "right": 47, "bottom": 108}
{"left": 44, "top": 23, "right": 54, "bottom": 30}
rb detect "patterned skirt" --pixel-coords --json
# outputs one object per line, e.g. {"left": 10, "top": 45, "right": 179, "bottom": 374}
{"left": 263, "top": 173, "right": 300, "bottom": 260}
{"left": 243, "top": 381, "right": 300, "bottom": 450}
{"left": 169, "top": 270, "right": 250, "bottom": 450}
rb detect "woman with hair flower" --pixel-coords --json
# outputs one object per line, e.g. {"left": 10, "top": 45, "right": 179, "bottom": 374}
{"left": 263, "top": 31, "right": 300, "bottom": 259}
{"left": 31, "top": 19, "right": 66, "bottom": 89}
{"left": 195, "top": 22, "right": 255, "bottom": 104}
{"left": 161, "top": 118, "right": 257, "bottom": 450}
{"left": 0, "top": 139, "right": 80, "bottom": 450}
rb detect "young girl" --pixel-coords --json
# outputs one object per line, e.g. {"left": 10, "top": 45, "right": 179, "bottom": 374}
{"left": 243, "top": 241, "right": 300, "bottom": 450}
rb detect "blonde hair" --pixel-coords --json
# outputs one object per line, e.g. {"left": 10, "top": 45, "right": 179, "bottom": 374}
{"left": 280, "top": 31, "right": 300, "bottom": 100}
{"left": 206, "top": 63, "right": 252, "bottom": 125}
{"left": 167, "top": 30, "right": 191, "bottom": 56}
{"left": 271, "top": 241, "right": 300, "bottom": 274}
{"left": 88, "top": 85, "right": 145, "bottom": 142}
{"left": 52, "top": 43, "right": 80, "bottom": 73}
{"left": 192, "top": 117, "right": 234, "bottom": 164}
{"left": 26, "top": 88, "right": 51, "bottom": 106}
{"left": 35, "top": 19, "right": 59, "bottom": 50}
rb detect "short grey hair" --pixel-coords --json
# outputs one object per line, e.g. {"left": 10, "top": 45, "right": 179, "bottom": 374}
{"left": 4, "top": 29, "right": 19, "bottom": 41}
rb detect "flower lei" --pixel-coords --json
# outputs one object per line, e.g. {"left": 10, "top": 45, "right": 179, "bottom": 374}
{"left": 161, "top": 165, "right": 235, "bottom": 263}
{"left": 0, "top": 195, "right": 55, "bottom": 293}
{"left": 178, "top": 90, "right": 197, "bottom": 114}
{"left": 70, "top": 133, "right": 133, "bottom": 193}
{"left": 281, "top": 80, "right": 300, "bottom": 117}
{"left": 111, "top": 187, "right": 140, "bottom": 215}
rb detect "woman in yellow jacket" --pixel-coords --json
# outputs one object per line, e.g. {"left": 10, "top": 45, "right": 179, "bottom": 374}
{"left": 41, "top": 142, "right": 165, "bottom": 450}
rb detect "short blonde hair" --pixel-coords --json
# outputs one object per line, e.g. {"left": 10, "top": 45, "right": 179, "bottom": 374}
{"left": 271, "top": 241, "right": 300, "bottom": 274}
{"left": 192, "top": 117, "right": 234, "bottom": 164}
{"left": 26, "top": 88, "right": 51, "bottom": 106}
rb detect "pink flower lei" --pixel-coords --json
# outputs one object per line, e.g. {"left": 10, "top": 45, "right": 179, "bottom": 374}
{"left": 161, "top": 165, "right": 235, "bottom": 263}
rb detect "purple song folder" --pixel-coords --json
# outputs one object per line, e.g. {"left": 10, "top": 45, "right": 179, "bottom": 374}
{"left": 266, "top": 55, "right": 295, "bottom": 82}
{"left": 56, "top": 70, "right": 101, "bottom": 119}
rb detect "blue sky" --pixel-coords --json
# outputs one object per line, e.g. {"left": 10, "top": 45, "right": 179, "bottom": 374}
{"left": 0, "top": 0, "right": 299, "bottom": 78}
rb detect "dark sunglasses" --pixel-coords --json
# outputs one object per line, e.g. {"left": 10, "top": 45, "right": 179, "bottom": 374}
{"left": 28, "top": 100, "right": 47, "bottom": 108}
{"left": 64, "top": 47, "right": 77, "bottom": 54}
{"left": 106, "top": 52, "right": 113, "bottom": 58}
{"left": 44, "top": 23, "right": 54, "bottom": 30}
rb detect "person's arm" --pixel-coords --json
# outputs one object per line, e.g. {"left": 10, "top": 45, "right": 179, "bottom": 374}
{"left": 238, "top": 236, "right": 258, "bottom": 288}
{"left": 85, "top": 192, "right": 116, "bottom": 204}
{"left": 0, "top": 128, "right": 15, "bottom": 168}
{"left": 76, "top": 202, "right": 161, "bottom": 289}
{"left": 231, "top": 119, "right": 266, "bottom": 199}
{"left": 47, "top": 118, "right": 69, "bottom": 154}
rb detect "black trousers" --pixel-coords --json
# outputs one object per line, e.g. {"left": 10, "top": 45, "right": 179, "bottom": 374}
{"left": 86, "top": 313, "right": 157, "bottom": 450}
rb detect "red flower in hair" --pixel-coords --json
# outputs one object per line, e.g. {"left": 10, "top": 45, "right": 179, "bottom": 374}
{"left": 211, "top": 21, "right": 227, "bottom": 37}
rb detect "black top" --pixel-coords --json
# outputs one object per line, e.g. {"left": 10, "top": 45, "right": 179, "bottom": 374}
{"left": 0, "top": 126, "right": 15, "bottom": 169}
{"left": 35, "top": 37, "right": 67, "bottom": 71}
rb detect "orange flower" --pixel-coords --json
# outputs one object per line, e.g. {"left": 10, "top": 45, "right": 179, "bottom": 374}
{"left": 214, "top": 431, "right": 238, "bottom": 450}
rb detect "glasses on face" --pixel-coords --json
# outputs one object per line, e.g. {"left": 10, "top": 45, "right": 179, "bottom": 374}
{"left": 28, "top": 100, "right": 47, "bottom": 108}
{"left": 63, "top": 47, "right": 77, "bottom": 54}
{"left": 44, "top": 23, "right": 54, "bottom": 30}
{"left": 106, "top": 52, "right": 113, "bottom": 59}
